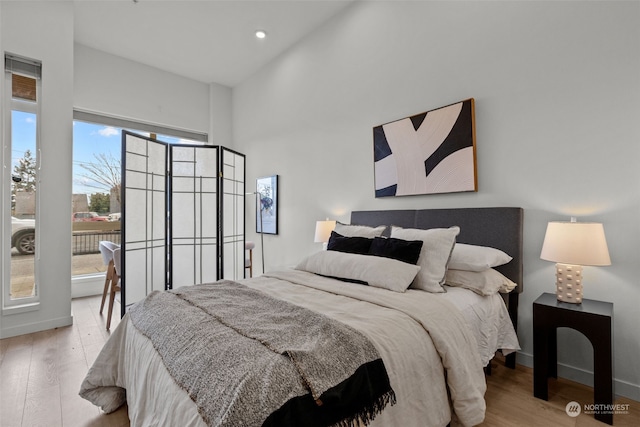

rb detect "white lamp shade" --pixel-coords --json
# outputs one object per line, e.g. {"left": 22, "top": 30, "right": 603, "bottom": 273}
{"left": 314, "top": 220, "right": 336, "bottom": 243}
{"left": 540, "top": 221, "right": 611, "bottom": 266}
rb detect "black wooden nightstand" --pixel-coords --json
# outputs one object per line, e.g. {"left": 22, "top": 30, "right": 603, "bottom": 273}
{"left": 533, "top": 292, "right": 613, "bottom": 425}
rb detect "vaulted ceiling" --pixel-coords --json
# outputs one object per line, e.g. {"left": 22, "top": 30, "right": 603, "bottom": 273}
{"left": 73, "top": 0, "right": 354, "bottom": 87}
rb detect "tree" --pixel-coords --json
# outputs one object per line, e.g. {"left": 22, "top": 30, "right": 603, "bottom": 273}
{"left": 88, "top": 192, "right": 110, "bottom": 214}
{"left": 13, "top": 149, "right": 36, "bottom": 192}
{"left": 79, "top": 153, "right": 121, "bottom": 204}
{"left": 12, "top": 150, "right": 36, "bottom": 214}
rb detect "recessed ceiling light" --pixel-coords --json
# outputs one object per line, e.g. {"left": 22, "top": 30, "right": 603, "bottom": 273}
{"left": 255, "top": 30, "right": 267, "bottom": 39}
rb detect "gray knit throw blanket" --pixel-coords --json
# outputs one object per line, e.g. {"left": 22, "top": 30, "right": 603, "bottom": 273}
{"left": 128, "top": 281, "right": 396, "bottom": 427}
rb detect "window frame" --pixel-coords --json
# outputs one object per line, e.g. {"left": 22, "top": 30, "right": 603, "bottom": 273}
{"left": 2, "top": 66, "right": 42, "bottom": 309}
{"left": 69, "top": 112, "right": 209, "bottom": 300}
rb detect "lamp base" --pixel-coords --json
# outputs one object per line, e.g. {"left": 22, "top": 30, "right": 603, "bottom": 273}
{"left": 555, "top": 263, "right": 583, "bottom": 304}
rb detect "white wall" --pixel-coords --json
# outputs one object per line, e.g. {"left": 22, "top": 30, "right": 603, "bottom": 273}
{"left": 234, "top": 1, "right": 640, "bottom": 399}
{"left": 209, "top": 82, "right": 233, "bottom": 146}
{"left": 74, "top": 43, "right": 211, "bottom": 135}
{"left": 74, "top": 44, "right": 233, "bottom": 145}
{"left": 1, "top": 1, "right": 75, "bottom": 337}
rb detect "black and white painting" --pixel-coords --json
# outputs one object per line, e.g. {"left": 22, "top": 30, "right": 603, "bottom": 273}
{"left": 256, "top": 175, "right": 278, "bottom": 234}
{"left": 374, "top": 98, "right": 477, "bottom": 197}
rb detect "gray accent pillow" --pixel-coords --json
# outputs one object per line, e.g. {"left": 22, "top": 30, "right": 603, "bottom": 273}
{"left": 445, "top": 268, "right": 518, "bottom": 295}
{"left": 448, "top": 243, "right": 512, "bottom": 272}
{"left": 390, "top": 226, "right": 460, "bottom": 293}
{"left": 295, "top": 251, "right": 420, "bottom": 293}
{"left": 334, "top": 222, "right": 386, "bottom": 238}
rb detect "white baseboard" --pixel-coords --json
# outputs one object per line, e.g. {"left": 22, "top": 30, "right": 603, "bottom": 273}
{"left": 0, "top": 314, "right": 73, "bottom": 339}
{"left": 516, "top": 351, "right": 640, "bottom": 402}
{"left": 72, "top": 274, "right": 105, "bottom": 298}
{"left": 1, "top": 276, "right": 105, "bottom": 339}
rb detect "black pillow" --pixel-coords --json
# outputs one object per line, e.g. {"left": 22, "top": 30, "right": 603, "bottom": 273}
{"left": 317, "top": 274, "right": 369, "bottom": 286}
{"left": 368, "top": 237, "right": 423, "bottom": 265}
{"left": 327, "top": 231, "right": 373, "bottom": 255}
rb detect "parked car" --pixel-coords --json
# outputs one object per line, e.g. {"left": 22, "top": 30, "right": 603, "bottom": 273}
{"left": 108, "top": 212, "right": 121, "bottom": 222}
{"left": 72, "top": 212, "right": 109, "bottom": 222}
{"left": 11, "top": 217, "right": 35, "bottom": 255}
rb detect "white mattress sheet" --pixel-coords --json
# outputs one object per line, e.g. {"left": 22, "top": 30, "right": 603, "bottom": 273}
{"left": 440, "top": 286, "right": 521, "bottom": 366}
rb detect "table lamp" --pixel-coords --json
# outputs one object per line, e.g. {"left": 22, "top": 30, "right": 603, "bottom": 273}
{"left": 314, "top": 219, "right": 336, "bottom": 250}
{"left": 540, "top": 217, "right": 611, "bottom": 303}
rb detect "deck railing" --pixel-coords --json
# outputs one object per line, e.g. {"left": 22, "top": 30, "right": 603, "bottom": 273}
{"left": 71, "top": 222, "right": 121, "bottom": 255}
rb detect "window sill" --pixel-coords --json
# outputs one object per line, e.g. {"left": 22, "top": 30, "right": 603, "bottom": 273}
{"left": 72, "top": 273, "right": 105, "bottom": 298}
{"left": 2, "top": 301, "right": 40, "bottom": 315}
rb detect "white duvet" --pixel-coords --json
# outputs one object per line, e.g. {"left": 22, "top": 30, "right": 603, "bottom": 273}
{"left": 81, "top": 270, "right": 518, "bottom": 427}
{"left": 441, "top": 286, "right": 520, "bottom": 366}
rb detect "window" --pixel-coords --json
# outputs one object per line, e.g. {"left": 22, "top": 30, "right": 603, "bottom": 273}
{"left": 71, "top": 112, "right": 207, "bottom": 291}
{"left": 3, "top": 54, "right": 41, "bottom": 306}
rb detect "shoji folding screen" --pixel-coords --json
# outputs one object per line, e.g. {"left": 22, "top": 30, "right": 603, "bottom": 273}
{"left": 122, "top": 133, "right": 167, "bottom": 307}
{"left": 121, "top": 132, "right": 245, "bottom": 314}
{"left": 221, "top": 149, "right": 246, "bottom": 280}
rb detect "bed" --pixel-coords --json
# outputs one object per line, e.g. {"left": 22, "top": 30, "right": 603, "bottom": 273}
{"left": 80, "top": 207, "right": 523, "bottom": 427}
{"left": 350, "top": 207, "right": 523, "bottom": 370}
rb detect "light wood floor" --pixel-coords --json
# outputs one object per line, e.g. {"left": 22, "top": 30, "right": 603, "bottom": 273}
{"left": 1, "top": 295, "right": 638, "bottom": 427}
{"left": 0, "top": 295, "right": 128, "bottom": 427}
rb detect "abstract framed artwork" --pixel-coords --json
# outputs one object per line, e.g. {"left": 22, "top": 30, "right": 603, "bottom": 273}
{"left": 256, "top": 175, "right": 278, "bottom": 234}
{"left": 373, "top": 98, "right": 477, "bottom": 197}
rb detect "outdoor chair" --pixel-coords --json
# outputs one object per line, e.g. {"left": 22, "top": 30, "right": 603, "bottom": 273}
{"left": 98, "top": 241, "right": 120, "bottom": 316}
{"left": 106, "top": 247, "right": 122, "bottom": 330}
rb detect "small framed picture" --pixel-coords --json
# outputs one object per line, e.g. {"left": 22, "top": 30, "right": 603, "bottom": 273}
{"left": 256, "top": 175, "right": 278, "bottom": 234}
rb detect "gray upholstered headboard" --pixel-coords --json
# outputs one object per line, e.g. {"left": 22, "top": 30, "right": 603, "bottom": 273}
{"left": 350, "top": 207, "right": 523, "bottom": 369}
{"left": 350, "top": 207, "right": 523, "bottom": 293}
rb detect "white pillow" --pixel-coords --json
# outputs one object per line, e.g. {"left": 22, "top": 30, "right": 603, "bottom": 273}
{"left": 295, "top": 251, "right": 420, "bottom": 293}
{"left": 444, "top": 268, "right": 518, "bottom": 296}
{"left": 334, "top": 222, "right": 386, "bottom": 238}
{"left": 390, "top": 226, "right": 460, "bottom": 293}
{"left": 448, "top": 243, "right": 512, "bottom": 272}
